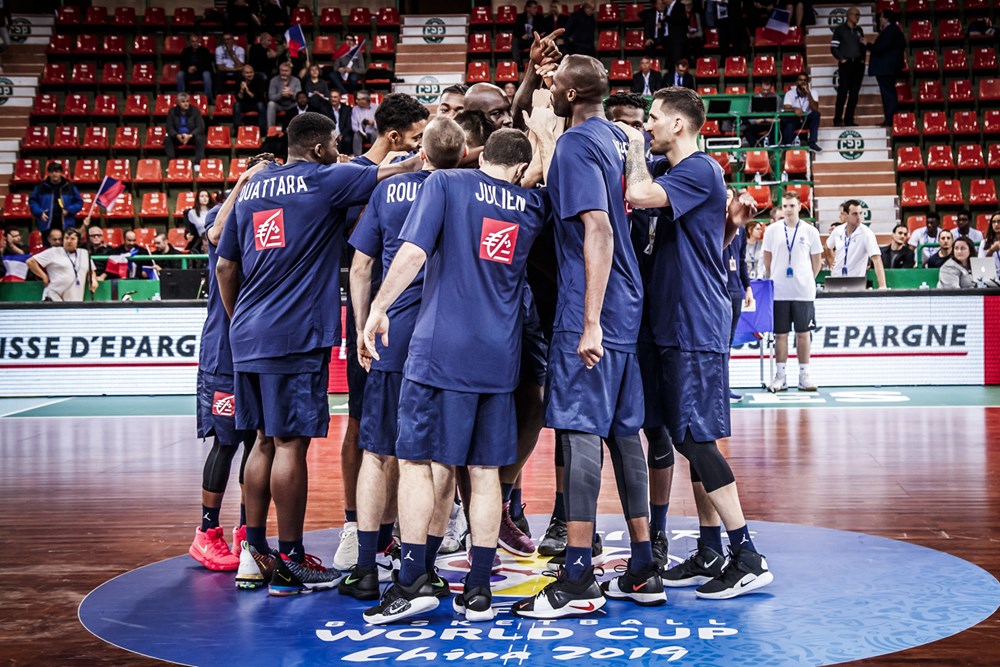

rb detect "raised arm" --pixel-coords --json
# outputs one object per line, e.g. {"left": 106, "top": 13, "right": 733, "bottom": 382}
{"left": 621, "top": 135, "right": 668, "bottom": 209}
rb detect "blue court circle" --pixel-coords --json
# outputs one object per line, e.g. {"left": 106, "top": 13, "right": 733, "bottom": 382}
{"left": 79, "top": 516, "right": 1000, "bottom": 667}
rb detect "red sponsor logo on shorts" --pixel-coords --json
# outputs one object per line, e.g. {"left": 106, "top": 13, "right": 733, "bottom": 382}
{"left": 479, "top": 217, "right": 519, "bottom": 265}
{"left": 253, "top": 208, "right": 286, "bottom": 250}
{"left": 212, "top": 392, "right": 235, "bottom": 417}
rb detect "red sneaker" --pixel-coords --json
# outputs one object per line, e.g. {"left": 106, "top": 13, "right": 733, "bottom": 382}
{"left": 232, "top": 525, "right": 247, "bottom": 557}
{"left": 190, "top": 526, "right": 240, "bottom": 571}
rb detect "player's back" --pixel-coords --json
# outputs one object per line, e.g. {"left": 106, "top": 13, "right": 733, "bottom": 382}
{"left": 401, "top": 169, "right": 550, "bottom": 393}
{"left": 220, "top": 160, "right": 378, "bottom": 363}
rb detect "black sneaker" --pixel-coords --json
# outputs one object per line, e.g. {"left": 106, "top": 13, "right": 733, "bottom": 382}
{"left": 427, "top": 570, "right": 452, "bottom": 599}
{"left": 537, "top": 516, "right": 568, "bottom": 556}
{"left": 695, "top": 547, "right": 773, "bottom": 600}
{"left": 363, "top": 573, "right": 440, "bottom": 624}
{"left": 511, "top": 504, "right": 531, "bottom": 538}
{"left": 549, "top": 533, "right": 603, "bottom": 565}
{"left": 651, "top": 531, "right": 670, "bottom": 572}
{"left": 601, "top": 560, "right": 667, "bottom": 606}
{"left": 338, "top": 564, "right": 380, "bottom": 600}
{"left": 511, "top": 567, "right": 606, "bottom": 619}
{"left": 662, "top": 540, "right": 725, "bottom": 588}
{"left": 453, "top": 585, "right": 495, "bottom": 622}
{"left": 268, "top": 553, "right": 343, "bottom": 597}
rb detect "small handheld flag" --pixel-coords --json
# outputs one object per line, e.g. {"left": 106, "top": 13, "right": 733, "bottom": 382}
{"left": 331, "top": 37, "right": 366, "bottom": 63}
{"left": 285, "top": 24, "right": 307, "bottom": 58}
{"left": 95, "top": 176, "right": 125, "bottom": 211}
{"left": 764, "top": 8, "right": 791, "bottom": 36}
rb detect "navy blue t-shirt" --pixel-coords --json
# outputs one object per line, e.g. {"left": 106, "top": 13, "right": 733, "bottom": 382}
{"left": 547, "top": 116, "right": 643, "bottom": 349}
{"left": 198, "top": 205, "right": 237, "bottom": 376}
{"left": 217, "top": 160, "right": 379, "bottom": 365}
{"left": 399, "top": 169, "right": 550, "bottom": 393}
{"left": 723, "top": 224, "right": 751, "bottom": 298}
{"left": 348, "top": 169, "right": 432, "bottom": 373}
{"left": 651, "top": 151, "right": 730, "bottom": 353}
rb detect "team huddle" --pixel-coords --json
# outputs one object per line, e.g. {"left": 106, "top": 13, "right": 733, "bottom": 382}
{"left": 187, "top": 40, "right": 774, "bottom": 625}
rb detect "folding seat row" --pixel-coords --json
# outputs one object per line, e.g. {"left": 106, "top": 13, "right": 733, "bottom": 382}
{"left": 899, "top": 179, "right": 999, "bottom": 208}
{"left": 896, "top": 144, "right": 1000, "bottom": 172}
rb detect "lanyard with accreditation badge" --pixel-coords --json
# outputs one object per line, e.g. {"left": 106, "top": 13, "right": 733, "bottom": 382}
{"left": 783, "top": 221, "right": 800, "bottom": 277}
{"left": 841, "top": 228, "right": 854, "bottom": 275}
{"left": 65, "top": 249, "right": 80, "bottom": 286}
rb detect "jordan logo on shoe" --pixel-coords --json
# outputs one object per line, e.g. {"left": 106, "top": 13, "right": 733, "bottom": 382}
{"left": 403, "top": 551, "right": 415, "bottom": 562}
{"left": 288, "top": 548, "right": 298, "bottom": 557}
{"left": 572, "top": 556, "right": 584, "bottom": 567}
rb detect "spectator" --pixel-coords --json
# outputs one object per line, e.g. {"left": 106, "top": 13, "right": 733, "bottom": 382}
{"left": 166, "top": 92, "right": 207, "bottom": 164}
{"left": 302, "top": 63, "right": 333, "bottom": 116}
{"left": 953, "top": 211, "right": 984, "bottom": 245}
{"left": 503, "top": 81, "right": 518, "bottom": 101}
{"left": 831, "top": 6, "right": 865, "bottom": 127}
{"left": 185, "top": 190, "right": 214, "bottom": 237}
{"left": 749, "top": 0, "right": 776, "bottom": 29}
{"left": 631, "top": 56, "right": 664, "bottom": 94}
{"left": 225, "top": 0, "right": 255, "bottom": 33}
{"left": 539, "top": 1, "right": 569, "bottom": 39}
{"left": 329, "top": 90, "right": 354, "bottom": 155}
{"left": 745, "top": 220, "right": 767, "bottom": 279}
{"left": 120, "top": 230, "right": 152, "bottom": 278}
{"left": 762, "top": 191, "right": 823, "bottom": 392}
{"left": 937, "top": 237, "right": 977, "bottom": 289}
{"left": 682, "top": 0, "right": 704, "bottom": 61}
{"left": 925, "top": 229, "right": 953, "bottom": 269}
{"left": 25, "top": 227, "right": 96, "bottom": 301}
{"left": 267, "top": 61, "right": 301, "bottom": 128}
{"left": 3, "top": 227, "right": 25, "bottom": 254}
{"left": 178, "top": 34, "right": 215, "bottom": 102}
{"left": 868, "top": 9, "right": 905, "bottom": 127}
{"left": 351, "top": 89, "right": 378, "bottom": 155}
{"left": 565, "top": 2, "right": 597, "bottom": 56}
{"left": 782, "top": 73, "right": 822, "bottom": 151}
{"left": 708, "top": 0, "right": 748, "bottom": 55}
{"left": 642, "top": 0, "right": 669, "bottom": 61}
{"left": 742, "top": 79, "right": 781, "bottom": 146}
{"left": 151, "top": 233, "right": 184, "bottom": 271}
{"left": 85, "top": 226, "right": 115, "bottom": 280}
{"left": 723, "top": 189, "right": 753, "bottom": 401}
{"left": 214, "top": 32, "right": 246, "bottom": 94}
{"left": 29, "top": 162, "right": 83, "bottom": 240}
{"left": 909, "top": 212, "right": 941, "bottom": 266}
{"left": 283, "top": 90, "right": 312, "bottom": 129}
{"left": 247, "top": 31, "right": 285, "bottom": 81}
{"left": 784, "top": 0, "right": 808, "bottom": 28}
{"left": 46, "top": 228, "right": 63, "bottom": 248}
{"left": 825, "top": 199, "right": 886, "bottom": 287}
{"left": 435, "top": 84, "right": 467, "bottom": 119}
{"left": 331, "top": 34, "right": 367, "bottom": 94}
{"left": 513, "top": 1, "right": 541, "bottom": 64}
{"left": 234, "top": 64, "right": 268, "bottom": 132}
{"left": 258, "top": 0, "right": 288, "bottom": 34}
{"left": 666, "top": 57, "right": 695, "bottom": 89}
{"left": 983, "top": 213, "right": 1000, "bottom": 272}
{"left": 880, "top": 223, "right": 916, "bottom": 269}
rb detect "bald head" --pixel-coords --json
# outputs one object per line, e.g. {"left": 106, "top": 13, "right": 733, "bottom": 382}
{"left": 550, "top": 54, "right": 609, "bottom": 118}
{"left": 464, "top": 83, "right": 513, "bottom": 129}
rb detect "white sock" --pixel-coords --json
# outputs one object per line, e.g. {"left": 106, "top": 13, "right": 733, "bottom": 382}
{"left": 799, "top": 364, "right": 809, "bottom": 375}
{"left": 776, "top": 363, "right": 787, "bottom": 377}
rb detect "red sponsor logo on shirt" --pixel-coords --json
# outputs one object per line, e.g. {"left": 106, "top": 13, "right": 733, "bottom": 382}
{"left": 212, "top": 392, "right": 235, "bottom": 417}
{"left": 479, "top": 217, "right": 519, "bottom": 265}
{"left": 253, "top": 208, "right": 286, "bottom": 250}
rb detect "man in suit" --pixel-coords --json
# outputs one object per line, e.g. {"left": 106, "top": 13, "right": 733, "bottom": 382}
{"left": 665, "top": 58, "right": 695, "bottom": 89}
{"left": 868, "top": 9, "right": 905, "bottom": 127}
{"left": 631, "top": 56, "right": 664, "bottom": 95}
{"left": 513, "top": 1, "right": 541, "bottom": 64}
{"left": 329, "top": 89, "right": 354, "bottom": 156}
{"left": 642, "top": 0, "right": 669, "bottom": 61}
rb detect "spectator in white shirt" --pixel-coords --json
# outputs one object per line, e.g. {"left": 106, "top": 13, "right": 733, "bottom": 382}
{"left": 953, "top": 211, "right": 984, "bottom": 246}
{"left": 781, "top": 74, "right": 822, "bottom": 151}
{"left": 825, "top": 199, "right": 886, "bottom": 287}
{"left": 908, "top": 212, "right": 940, "bottom": 266}
{"left": 214, "top": 33, "right": 246, "bottom": 96}
{"left": 351, "top": 90, "right": 378, "bottom": 155}
{"left": 762, "top": 190, "right": 823, "bottom": 392}
{"left": 26, "top": 227, "right": 96, "bottom": 301}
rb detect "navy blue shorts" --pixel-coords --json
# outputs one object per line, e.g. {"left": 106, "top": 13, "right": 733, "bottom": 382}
{"left": 544, "top": 332, "right": 644, "bottom": 438}
{"left": 637, "top": 341, "right": 664, "bottom": 430}
{"left": 359, "top": 369, "right": 402, "bottom": 457}
{"left": 234, "top": 354, "right": 331, "bottom": 439}
{"left": 196, "top": 370, "right": 251, "bottom": 445}
{"left": 395, "top": 378, "right": 517, "bottom": 467}
{"left": 520, "top": 321, "right": 549, "bottom": 387}
{"left": 345, "top": 301, "right": 368, "bottom": 421}
{"left": 659, "top": 347, "right": 731, "bottom": 443}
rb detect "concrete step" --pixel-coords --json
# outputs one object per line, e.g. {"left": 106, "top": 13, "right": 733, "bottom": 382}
{"left": 395, "top": 62, "right": 466, "bottom": 75}
{"left": 815, "top": 182, "right": 898, "bottom": 197}
{"left": 813, "top": 159, "right": 895, "bottom": 175}
{"left": 397, "top": 44, "right": 467, "bottom": 55}
{"left": 816, "top": 194, "right": 897, "bottom": 225}
{"left": 397, "top": 73, "right": 466, "bottom": 85}
{"left": 402, "top": 15, "right": 470, "bottom": 26}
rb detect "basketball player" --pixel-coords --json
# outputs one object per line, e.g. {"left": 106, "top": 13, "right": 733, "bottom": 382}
{"left": 216, "top": 112, "right": 420, "bottom": 596}
{"left": 619, "top": 86, "right": 774, "bottom": 599}
{"left": 338, "top": 118, "right": 468, "bottom": 601}
{"left": 361, "top": 129, "right": 550, "bottom": 624}
{"left": 334, "top": 93, "right": 430, "bottom": 573}
{"left": 512, "top": 56, "right": 664, "bottom": 620}
{"left": 189, "top": 156, "right": 271, "bottom": 573}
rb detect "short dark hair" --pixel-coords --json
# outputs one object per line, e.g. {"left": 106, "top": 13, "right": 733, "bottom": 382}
{"left": 287, "top": 111, "right": 338, "bottom": 153}
{"left": 441, "top": 84, "right": 468, "bottom": 97}
{"left": 374, "top": 92, "right": 430, "bottom": 135}
{"left": 843, "top": 199, "right": 862, "bottom": 212}
{"left": 676, "top": 57, "right": 689, "bottom": 68}
{"left": 47, "top": 162, "right": 63, "bottom": 173}
{"left": 248, "top": 152, "right": 276, "bottom": 169}
{"left": 63, "top": 227, "right": 80, "bottom": 240}
{"left": 482, "top": 128, "right": 531, "bottom": 167}
{"left": 652, "top": 86, "right": 705, "bottom": 132}
{"left": 453, "top": 109, "right": 494, "bottom": 149}
{"left": 927, "top": 212, "right": 940, "bottom": 223}
{"left": 603, "top": 92, "right": 648, "bottom": 113}
{"left": 422, "top": 117, "right": 467, "bottom": 169}
{"left": 893, "top": 223, "right": 908, "bottom": 234}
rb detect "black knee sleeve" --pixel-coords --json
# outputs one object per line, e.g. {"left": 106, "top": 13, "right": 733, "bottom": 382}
{"left": 559, "top": 430, "right": 603, "bottom": 523}
{"left": 644, "top": 426, "right": 675, "bottom": 470}
{"left": 605, "top": 434, "right": 650, "bottom": 519}
{"left": 202, "top": 437, "right": 239, "bottom": 493}
{"left": 238, "top": 433, "right": 255, "bottom": 486}
{"left": 674, "top": 431, "right": 735, "bottom": 493}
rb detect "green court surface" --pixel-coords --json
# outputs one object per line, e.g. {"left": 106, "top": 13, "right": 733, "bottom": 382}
{"left": 1, "top": 387, "right": 997, "bottom": 419}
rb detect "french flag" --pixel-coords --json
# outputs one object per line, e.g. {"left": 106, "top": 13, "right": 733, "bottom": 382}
{"left": 332, "top": 37, "right": 366, "bottom": 62}
{"left": 95, "top": 176, "right": 125, "bottom": 211}
{"left": 764, "top": 8, "right": 791, "bottom": 36}
{"left": 285, "top": 24, "right": 307, "bottom": 58}
{"left": 2, "top": 254, "right": 30, "bottom": 282}
{"left": 105, "top": 255, "right": 130, "bottom": 279}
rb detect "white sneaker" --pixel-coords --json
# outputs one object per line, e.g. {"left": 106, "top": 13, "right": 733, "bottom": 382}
{"left": 767, "top": 375, "right": 788, "bottom": 393}
{"left": 333, "top": 521, "right": 358, "bottom": 571}
{"left": 798, "top": 374, "right": 818, "bottom": 391}
{"left": 440, "top": 500, "right": 468, "bottom": 554}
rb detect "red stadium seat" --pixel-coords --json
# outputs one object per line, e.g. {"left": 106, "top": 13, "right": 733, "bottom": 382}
{"left": 906, "top": 0, "right": 930, "bottom": 13}
{"left": 103, "top": 35, "right": 126, "bottom": 58}
{"left": 105, "top": 158, "right": 132, "bottom": 183}
{"left": 752, "top": 55, "right": 776, "bottom": 79}
{"left": 724, "top": 85, "right": 746, "bottom": 94}
{"left": 496, "top": 5, "right": 516, "bottom": 24}
{"left": 697, "top": 86, "right": 718, "bottom": 95}
{"left": 744, "top": 150, "right": 771, "bottom": 176}
{"left": 227, "top": 158, "right": 248, "bottom": 184}
{"left": 922, "top": 111, "right": 948, "bottom": 136}
{"left": 135, "top": 159, "right": 164, "bottom": 185}
{"left": 41, "top": 64, "right": 67, "bottom": 87}
{"left": 926, "top": 145, "right": 955, "bottom": 171}
{"left": 623, "top": 3, "right": 643, "bottom": 24}
{"left": 3, "top": 193, "right": 33, "bottom": 219}
{"left": 207, "top": 126, "right": 232, "bottom": 151}
{"left": 174, "top": 192, "right": 196, "bottom": 218}
{"left": 75, "top": 34, "right": 100, "bottom": 57}
{"left": 213, "top": 94, "right": 235, "bottom": 120}
{"left": 47, "top": 34, "right": 73, "bottom": 57}
{"left": 291, "top": 7, "right": 314, "bottom": 28}
{"left": 495, "top": 61, "right": 519, "bottom": 83}
{"left": 468, "top": 32, "right": 491, "bottom": 54}
{"left": 893, "top": 112, "right": 918, "bottom": 138}
{"left": 973, "top": 47, "right": 998, "bottom": 72}
{"left": 167, "top": 226, "right": 187, "bottom": 250}
{"left": 31, "top": 94, "right": 58, "bottom": 119}
{"left": 376, "top": 7, "right": 400, "bottom": 28}
{"left": 197, "top": 159, "right": 225, "bottom": 184}
{"left": 598, "top": 30, "right": 620, "bottom": 53}
{"left": 466, "top": 62, "right": 491, "bottom": 83}
{"left": 746, "top": 185, "right": 772, "bottom": 211}
{"left": 908, "top": 20, "right": 933, "bottom": 44}
{"left": 93, "top": 94, "right": 118, "bottom": 118}
{"left": 348, "top": 7, "right": 372, "bottom": 29}
{"left": 319, "top": 7, "right": 343, "bottom": 30}
{"left": 313, "top": 35, "right": 337, "bottom": 59}
{"left": 896, "top": 81, "right": 914, "bottom": 107}
{"left": 979, "top": 79, "right": 1000, "bottom": 102}
{"left": 166, "top": 159, "right": 194, "bottom": 184}
{"left": 102, "top": 62, "right": 126, "bottom": 87}
{"left": 471, "top": 6, "right": 493, "bottom": 26}
{"left": 948, "top": 80, "right": 974, "bottom": 106}
{"left": 123, "top": 94, "right": 151, "bottom": 119}
{"left": 939, "top": 18, "right": 964, "bottom": 42}
{"left": 918, "top": 80, "right": 943, "bottom": 105}
{"left": 70, "top": 63, "right": 97, "bottom": 87}
{"left": 942, "top": 48, "right": 968, "bottom": 73}
{"left": 976, "top": 214, "right": 992, "bottom": 234}
{"left": 609, "top": 60, "right": 633, "bottom": 81}
{"left": 56, "top": 5, "right": 81, "bottom": 27}
{"left": 131, "top": 35, "right": 157, "bottom": 58}
{"left": 597, "top": 3, "right": 620, "bottom": 23}
{"left": 154, "top": 94, "right": 176, "bottom": 118}
{"left": 783, "top": 149, "right": 809, "bottom": 176}
{"left": 235, "top": 126, "right": 262, "bottom": 150}
{"left": 988, "top": 145, "right": 1000, "bottom": 169}
{"left": 957, "top": 145, "right": 986, "bottom": 171}
{"left": 143, "top": 127, "right": 166, "bottom": 151}
{"left": 191, "top": 94, "right": 209, "bottom": 117}
{"left": 113, "top": 7, "right": 136, "bottom": 29}
{"left": 906, "top": 215, "right": 927, "bottom": 233}
{"left": 52, "top": 126, "right": 80, "bottom": 150}
{"left": 132, "top": 227, "right": 157, "bottom": 249}
{"left": 701, "top": 120, "right": 721, "bottom": 137}
{"left": 22, "top": 126, "right": 50, "bottom": 150}
{"left": 624, "top": 29, "right": 645, "bottom": 53}
{"left": 913, "top": 50, "right": 939, "bottom": 75}
{"left": 113, "top": 127, "right": 140, "bottom": 152}
{"left": 11, "top": 160, "right": 41, "bottom": 185}
{"left": 82, "top": 127, "right": 109, "bottom": 152}
{"left": 370, "top": 34, "right": 395, "bottom": 55}
{"left": 142, "top": 6, "right": 166, "bottom": 29}
{"left": 130, "top": 63, "right": 156, "bottom": 87}
{"left": 159, "top": 64, "right": 179, "bottom": 86}
{"left": 173, "top": 7, "right": 197, "bottom": 28}
{"left": 969, "top": 179, "right": 998, "bottom": 207}
{"left": 953, "top": 111, "right": 979, "bottom": 136}
{"left": 162, "top": 35, "right": 185, "bottom": 58}
{"left": 73, "top": 159, "right": 102, "bottom": 184}
{"left": 934, "top": 179, "right": 964, "bottom": 206}
{"left": 754, "top": 27, "right": 776, "bottom": 49}
{"left": 695, "top": 57, "right": 719, "bottom": 80}
{"left": 105, "top": 193, "right": 135, "bottom": 221}
{"left": 900, "top": 181, "right": 930, "bottom": 208}
{"left": 495, "top": 32, "right": 514, "bottom": 53}
{"left": 934, "top": 0, "right": 960, "bottom": 12}
{"left": 140, "top": 193, "right": 170, "bottom": 219}
{"left": 784, "top": 184, "right": 812, "bottom": 210}
{"left": 724, "top": 56, "right": 748, "bottom": 80}
{"left": 896, "top": 146, "right": 925, "bottom": 172}
{"left": 984, "top": 110, "right": 1000, "bottom": 135}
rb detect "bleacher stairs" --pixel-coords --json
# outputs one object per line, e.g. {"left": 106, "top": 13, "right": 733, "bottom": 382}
{"left": 392, "top": 15, "right": 468, "bottom": 109}
{"left": 807, "top": 4, "right": 898, "bottom": 233}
